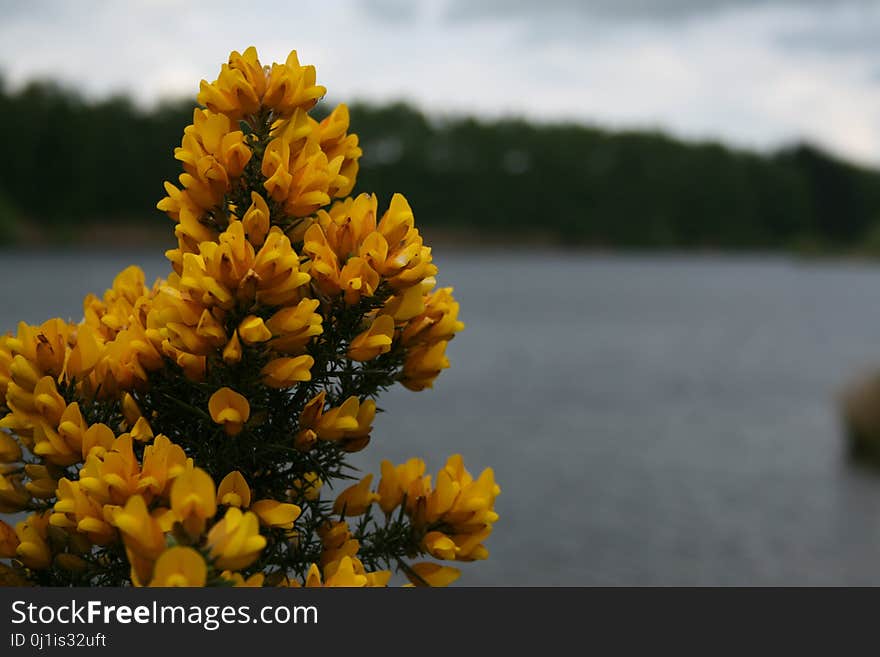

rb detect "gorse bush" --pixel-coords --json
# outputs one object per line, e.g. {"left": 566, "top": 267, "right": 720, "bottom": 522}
{"left": 0, "top": 48, "right": 499, "bottom": 587}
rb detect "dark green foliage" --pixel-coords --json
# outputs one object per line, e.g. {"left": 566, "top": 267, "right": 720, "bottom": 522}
{"left": 2, "top": 79, "right": 879, "bottom": 249}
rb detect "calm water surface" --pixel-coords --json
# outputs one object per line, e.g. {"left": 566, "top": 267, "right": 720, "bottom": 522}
{"left": 4, "top": 249, "right": 880, "bottom": 585}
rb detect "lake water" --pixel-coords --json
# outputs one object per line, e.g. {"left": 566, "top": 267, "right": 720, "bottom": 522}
{"left": 4, "top": 249, "right": 880, "bottom": 585}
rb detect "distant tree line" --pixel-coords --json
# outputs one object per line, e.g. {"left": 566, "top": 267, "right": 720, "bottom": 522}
{"left": 2, "top": 78, "right": 880, "bottom": 250}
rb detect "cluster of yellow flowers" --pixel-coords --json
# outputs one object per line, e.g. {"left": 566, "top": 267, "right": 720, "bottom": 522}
{"left": 0, "top": 47, "right": 497, "bottom": 587}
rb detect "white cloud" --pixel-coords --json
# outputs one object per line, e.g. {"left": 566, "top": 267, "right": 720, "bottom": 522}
{"left": 1, "top": 0, "right": 879, "bottom": 164}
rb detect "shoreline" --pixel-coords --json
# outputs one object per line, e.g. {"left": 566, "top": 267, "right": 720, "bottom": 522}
{"left": 5, "top": 220, "right": 880, "bottom": 265}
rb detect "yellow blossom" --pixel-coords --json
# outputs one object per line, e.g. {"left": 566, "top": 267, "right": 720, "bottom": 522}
{"left": 221, "top": 571, "right": 265, "bottom": 587}
{"left": 406, "top": 562, "right": 461, "bottom": 587}
{"left": 348, "top": 314, "right": 395, "bottom": 361}
{"left": 314, "top": 104, "right": 361, "bottom": 198}
{"left": 0, "top": 518, "right": 19, "bottom": 558}
{"left": 401, "top": 287, "right": 464, "bottom": 345}
{"left": 252, "top": 228, "right": 312, "bottom": 306}
{"left": 217, "top": 471, "right": 251, "bottom": 508}
{"left": 222, "top": 331, "right": 243, "bottom": 365}
{"left": 263, "top": 51, "right": 326, "bottom": 118}
{"left": 377, "top": 457, "right": 426, "bottom": 515}
{"left": 237, "top": 316, "right": 272, "bottom": 345}
{"left": 206, "top": 507, "right": 266, "bottom": 571}
{"left": 401, "top": 341, "right": 450, "bottom": 391}
{"left": 359, "top": 194, "right": 438, "bottom": 289}
{"left": 0, "top": 563, "right": 27, "bottom": 587}
{"left": 0, "top": 473, "right": 30, "bottom": 512}
{"left": 265, "top": 299, "right": 323, "bottom": 354}
{"left": 423, "top": 531, "right": 459, "bottom": 560}
{"left": 121, "top": 393, "right": 142, "bottom": 427}
{"left": 292, "top": 472, "right": 322, "bottom": 501}
{"left": 170, "top": 467, "right": 217, "bottom": 537}
{"left": 208, "top": 387, "right": 251, "bottom": 436}
{"left": 251, "top": 499, "right": 301, "bottom": 530}
{"left": 112, "top": 495, "right": 166, "bottom": 572}
{"left": 305, "top": 556, "right": 389, "bottom": 587}
{"left": 332, "top": 474, "right": 379, "bottom": 517}
{"left": 261, "top": 355, "right": 314, "bottom": 388}
{"left": 149, "top": 547, "right": 207, "bottom": 587}
{"left": 81, "top": 422, "right": 115, "bottom": 460}
{"left": 130, "top": 417, "right": 154, "bottom": 443}
{"left": 52, "top": 477, "right": 115, "bottom": 545}
{"left": 138, "top": 435, "right": 188, "bottom": 497}
{"left": 242, "top": 191, "right": 271, "bottom": 247}
{"left": 15, "top": 512, "right": 52, "bottom": 570}
{"left": 23, "top": 464, "right": 59, "bottom": 499}
{"left": 0, "top": 432, "right": 21, "bottom": 462}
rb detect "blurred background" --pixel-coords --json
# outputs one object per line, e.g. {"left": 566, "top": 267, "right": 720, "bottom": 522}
{"left": 4, "top": 0, "right": 880, "bottom": 584}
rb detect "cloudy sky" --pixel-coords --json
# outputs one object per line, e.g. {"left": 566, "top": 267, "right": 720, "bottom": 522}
{"left": 2, "top": 0, "right": 880, "bottom": 164}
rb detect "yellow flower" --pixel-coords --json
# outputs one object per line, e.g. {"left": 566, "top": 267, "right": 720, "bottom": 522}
{"left": 149, "top": 547, "right": 207, "bottom": 587}
{"left": 253, "top": 229, "right": 312, "bottom": 306}
{"left": 121, "top": 393, "right": 142, "bottom": 427}
{"left": 82, "top": 265, "right": 148, "bottom": 340}
{"left": 197, "top": 47, "right": 265, "bottom": 120}
{"left": 332, "top": 474, "right": 379, "bottom": 517}
{"left": 138, "top": 435, "right": 188, "bottom": 497}
{"left": 291, "top": 472, "right": 322, "bottom": 501}
{"left": 159, "top": 108, "right": 251, "bottom": 220}
{"left": 302, "top": 223, "right": 342, "bottom": 297}
{"left": 0, "top": 473, "right": 30, "bottom": 513}
{"left": 208, "top": 387, "right": 251, "bottom": 436}
{"left": 377, "top": 457, "right": 425, "bottom": 515}
{"left": 237, "top": 316, "right": 272, "bottom": 345}
{"left": 340, "top": 258, "right": 380, "bottom": 306}
{"left": 216, "top": 471, "right": 251, "bottom": 508}
{"left": 423, "top": 531, "right": 459, "bottom": 560}
{"left": 310, "top": 394, "right": 357, "bottom": 440}
{"left": 314, "top": 104, "right": 361, "bottom": 198}
{"left": 401, "top": 287, "right": 464, "bottom": 345}
{"left": 262, "top": 126, "right": 340, "bottom": 217}
{"left": 0, "top": 334, "right": 13, "bottom": 402}
{"left": 64, "top": 324, "right": 103, "bottom": 383}
{"left": 261, "top": 355, "right": 314, "bottom": 388}
{"left": 305, "top": 556, "right": 367, "bottom": 587}
{"left": 23, "top": 464, "right": 59, "bottom": 499}
{"left": 241, "top": 191, "right": 271, "bottom": 247}
{"left": 265, "top": 299, "right": 323, "bottom": 354}
{"left": 251, "top": 499, "right": 302, "bottom": 530}
{"left": 170, "top": 467, "right": 217, "bottom": 537}
{"left": 406, "top": 562, "right": 460, "bottom": 587}
{"left": 384, "top": 283, "right": 428, "bottom": 322}
{"left": 359, "top": 194, "right": 437, "bottom": 290}
{"left": 0, "top": 518, "right": 19, "bottom": 558}
{"left": 130, "top": 417, "right": 154, "bottom": 443}
{"left": 206, "top": 507, "right": 266, "bottom": 571}
{"left": 0, "top": 563, "right": 27, "bottom": 587}
{"left": 305, "top": 556, "right": 389, "bottom": 587}
{"left": 15, "top": 512, "right": 52, "bottom": 570}
{"left": 221, "top": 570, "right": 265, "bottom": 587}
{"left": 81, "top": 433, "right": 141, "bottom": 504}
{"left": 312, "top": 193, "right": 378, "bottom": 261}
{"left": 222, "top": 331, "right": 243, "bottom": 365}
{"left": 401, "top": 341, "right": 450, "bottom": 391}
{"left": 111, "top": 494, "right": 166, "bottom": 561}
{"left": 52, "top": 477, "right": 116, "bottom": 545}
{"left": 300, "top": 394, "right": 377, "bottom": 452}
{"left": 348, "top": 314, "right": 395, "bottom": 361}
{"left": 81, "top": 422, "right": 115, "bottom": 460}
{"left": 263, "top": 51, "right": 326, "bottom": 118}
{"left": 0, "top": 432, "right": 21, "bottom": 463}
